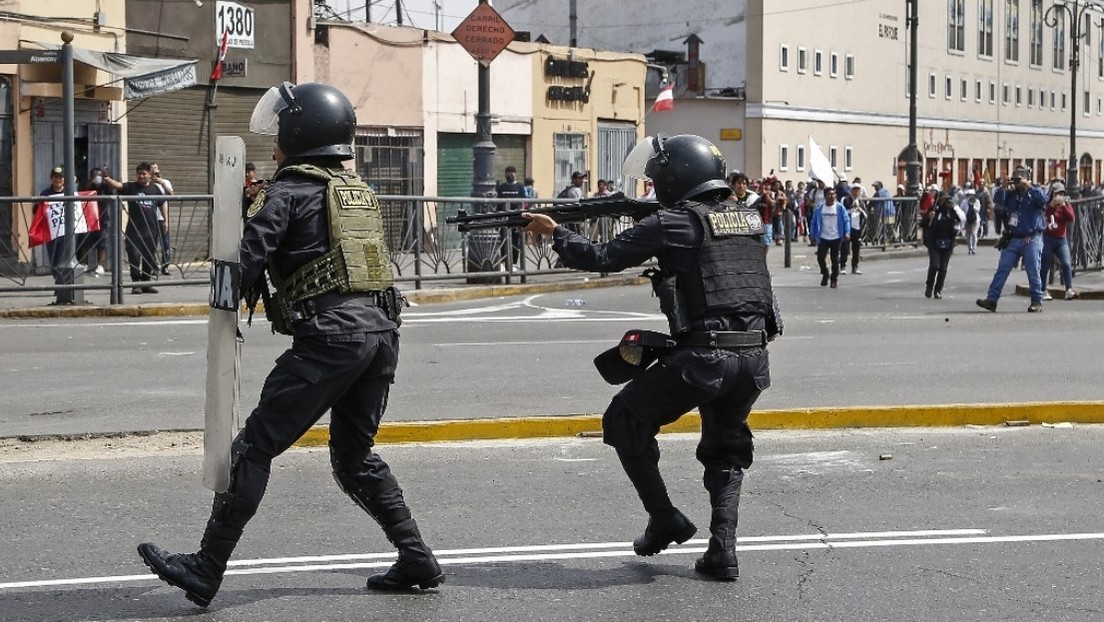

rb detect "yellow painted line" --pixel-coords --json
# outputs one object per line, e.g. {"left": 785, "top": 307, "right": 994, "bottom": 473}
{"left": 291, "top": 401, "right": 1104, "bottom": 447}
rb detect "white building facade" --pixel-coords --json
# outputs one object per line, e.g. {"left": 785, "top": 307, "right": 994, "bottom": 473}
{"left": 499, "top": 0, "right": 1104, "bottom": 190}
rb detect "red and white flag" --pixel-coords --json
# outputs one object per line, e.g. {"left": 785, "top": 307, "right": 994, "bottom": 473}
{"left": 210, "top": 29, "right": 229, "bottom": 81}
{"left": 651, "top": 84, "right": 674, "bottom": 112}
{"left": 28, "top": 191, "right": 101, "bottom": 248}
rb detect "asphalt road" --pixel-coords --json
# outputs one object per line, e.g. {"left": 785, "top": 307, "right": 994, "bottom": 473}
{"left": 1, "top": 251, "right": 1101, "bottom": 437}
{"left": 2, "top": 426, "right": 1103, "bottom": 621}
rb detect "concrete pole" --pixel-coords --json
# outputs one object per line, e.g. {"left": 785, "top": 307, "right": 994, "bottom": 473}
{"left": 59, "top": 30, "right": 84, "bottom": 304}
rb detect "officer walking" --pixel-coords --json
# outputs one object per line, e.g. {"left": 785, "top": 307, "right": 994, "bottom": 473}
{"left": 523, "top": 134, "right": 782, "bottom": 580}
{"left": 137, "top": 82, "right": 443, "bottom": 607}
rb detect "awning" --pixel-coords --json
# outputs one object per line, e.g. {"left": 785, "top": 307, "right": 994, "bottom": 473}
{"left": 42, "top": 45, "right": 198, "bottom": 99}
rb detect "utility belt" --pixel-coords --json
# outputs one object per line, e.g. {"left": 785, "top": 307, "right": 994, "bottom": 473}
{"left": 594, "top": 328, "right": 767, "bottom": 385}
{"left": 677, "top": 330, "right": 768, "bottom": 349}
{"left": 289, "top": 288, "right": 405, "bottom": 323}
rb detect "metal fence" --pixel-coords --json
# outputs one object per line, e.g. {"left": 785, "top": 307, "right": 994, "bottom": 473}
{"left": 4, "top": 191, "right": 1101, "bottom": 304}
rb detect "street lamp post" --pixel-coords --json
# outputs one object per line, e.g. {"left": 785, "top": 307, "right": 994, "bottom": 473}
{"left": 1044, "top": 0, "right": 1104, "bottom": 198}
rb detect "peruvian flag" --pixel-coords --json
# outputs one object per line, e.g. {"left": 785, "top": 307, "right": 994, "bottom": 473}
{"left": 28, "top": 191, "right": 101, "bottom": 247}
{"left": 210, "top": 29, "right": 229, "bottom": 81}
{"left": 651, "top": 84, "right": 675, "bottom": 112}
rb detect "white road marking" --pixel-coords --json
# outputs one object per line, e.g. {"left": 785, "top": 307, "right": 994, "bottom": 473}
{"left": 7, "top": 528, "right": 1104, "bottom": 591}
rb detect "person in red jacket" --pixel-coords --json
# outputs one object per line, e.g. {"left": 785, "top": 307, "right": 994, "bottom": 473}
{"left": 1040, "top": 181, "right": 1076, "bottom": 300}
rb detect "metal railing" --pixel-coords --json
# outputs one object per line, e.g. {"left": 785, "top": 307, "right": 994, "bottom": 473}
{"left": 4, "top": 192, "right": 1100, "bottom": 304}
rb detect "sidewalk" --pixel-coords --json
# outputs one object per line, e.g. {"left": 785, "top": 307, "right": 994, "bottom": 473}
{"left": 3, "top": 238, "right": 1101, "bottom": 318}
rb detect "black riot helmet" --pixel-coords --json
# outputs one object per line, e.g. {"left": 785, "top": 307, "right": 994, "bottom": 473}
{"left": 250, "top": 82, "right": 355, "bottom": 160}
{"left": 623, "top": 134, "right": 730, "bottom": 206}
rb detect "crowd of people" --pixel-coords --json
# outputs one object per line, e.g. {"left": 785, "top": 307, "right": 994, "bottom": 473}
{"left": 36, "top": 161, "right": 176, "bottom": 296}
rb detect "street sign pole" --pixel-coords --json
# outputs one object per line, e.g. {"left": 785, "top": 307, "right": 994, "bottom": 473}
{"left": 453, "top": 0, "right": 516, "bottom": 281}
{"left": 59, "top": 31, "right": 84, "bottom": 305}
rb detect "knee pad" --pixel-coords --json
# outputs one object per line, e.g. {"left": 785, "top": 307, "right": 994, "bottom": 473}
{"left": 602, "top": 398, "right": 653, "bottom": 452}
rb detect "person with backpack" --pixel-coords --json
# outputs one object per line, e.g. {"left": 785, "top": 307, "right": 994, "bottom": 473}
{"left": 960, "top": 188, "right": 981, "bottom": 254}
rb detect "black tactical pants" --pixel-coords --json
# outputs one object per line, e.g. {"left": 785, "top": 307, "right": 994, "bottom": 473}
{"left": 235, "top": 331, "right": 407, "bottom": 512}
{"left": 602, "top": 347, "right": 770, "bottom": 471}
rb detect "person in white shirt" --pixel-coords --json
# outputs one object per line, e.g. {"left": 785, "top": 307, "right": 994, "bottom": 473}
{"left": 809, "top": 187, "right": 852, "bottom": 288}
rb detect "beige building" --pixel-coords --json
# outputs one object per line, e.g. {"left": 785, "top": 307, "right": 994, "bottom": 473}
{"left": 306, "top": 20, "right": 647, "bottom": 201}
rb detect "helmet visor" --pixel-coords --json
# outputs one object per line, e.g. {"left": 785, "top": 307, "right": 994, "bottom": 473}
{"left": 622, "top": 136, "right": 659, "bottom": 180}
{"left": 249, "top": 82, "right": 296, "bottom": 135}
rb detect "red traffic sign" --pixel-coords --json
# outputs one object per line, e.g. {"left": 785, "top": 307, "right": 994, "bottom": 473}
{"left": 451, "top": 3, "right": 515, "bottom": 66}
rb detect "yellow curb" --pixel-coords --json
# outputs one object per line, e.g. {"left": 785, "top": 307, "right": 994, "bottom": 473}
{"left": 290, "top": 401, "right": 1104, "bottom": 447}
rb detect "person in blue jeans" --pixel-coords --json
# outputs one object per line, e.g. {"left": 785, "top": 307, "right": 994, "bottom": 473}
{"left": 977, "top": 166, "right": 1047, "bottom": 313}
{"left": 1040, "top": 181, "right": 1076, "bottom": 300}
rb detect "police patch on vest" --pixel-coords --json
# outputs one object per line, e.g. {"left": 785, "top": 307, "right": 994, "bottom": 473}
{"left": 246, "top": 188, "right": 267, "bottom": 219}
{"left": 334, "top": 186, "right": 374, "bottom": 208}
{"left": 706, "top": 210, "right": 763, "bottom": 237}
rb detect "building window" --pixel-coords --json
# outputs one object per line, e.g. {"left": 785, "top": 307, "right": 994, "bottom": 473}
{"left": 1040, "top": 87, "right": 1047, "bottom": 107}
{"left": 976, "top": 78, "right": 983, "bottom": 101}
{"left": 830, "top": 146, "right": 838, "bottom": 169}
{"left": 1062, "top": 91, "right": 1067, "bottom": 111}
{"left": 990, "top": 81, "right": 997, "bottom": 103}
{"left": 1003, "top": 82, "right": 1010, "bottom": 104}
{"left": 554, "top": 133, "right": 588, "bottom": 195}
{"left": 845, "top": 54, "right": 855, "bottom": 79}
{"left": 1005, "top": 0, "right": 1020, "bottom": 62}
{"left": 946, "top": 75, "right": 954, "bottom": 99}
{"left": 1085, "top": 90, "right": 1091, "bottom": 116}
{"left": 780, "top": 44, "right": 790, "bottom": 71}
{"left": 1030, "top": 0, "right": 1044, "bottom": 66}
{"left": 1052, "top": 13, "right": 1066, "bottom": 71}
{"left": 961, "top": 77, "right": 969, "bottom": 100}
{"left": 780, "top": 145, "right": 789, "bottom": 171}
{"left": 354, "top": 130, "right": 425, "bottom": 248}
{"left": 797, "top": 144, "right": 806, "bottom": 171}
{"left": 978, "top": 0, "right": 995, "bottom": 57}
{"left": 930, "top": 73, "right": 938, "bottom": 98}
{"left": 949, "top": 0, "right": 966, "bottom": 52}
{"left": 845, "top": 146, "right": 854, "bottom": 171}
{"left": 1016, "top": 85, "right": 1022, "bottom": 106}
{"left": 814, "top": 49, "right": 823, "bottom": 75}
{"left": 830, "top": 52, "right": 839, "bottom": 77}
{"left": 1098, "top": 97, "right": 1102, "bottom": 114}
{"left": 798, "top": 47, "right": 807, "bottom": 73}
{"left": 1051, "top": 90, "right": 1056, "bottom": 109}
{"left": 1028, "top": 87, "right": 1035, "bottom": 107}
{"left": 1099, "top": 32, "right": 1104, "bottom": 78}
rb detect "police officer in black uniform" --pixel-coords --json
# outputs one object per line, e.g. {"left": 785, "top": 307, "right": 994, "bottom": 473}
{"left": 523, "top": 134, "right": 781, "bottom": 580}
{"left": 137, "top": 82, "right": 443, "bottom": 607}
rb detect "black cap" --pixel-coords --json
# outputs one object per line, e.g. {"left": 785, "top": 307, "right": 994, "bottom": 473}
{"left": 572, "top": 171, "right": 587, "bottom": 179}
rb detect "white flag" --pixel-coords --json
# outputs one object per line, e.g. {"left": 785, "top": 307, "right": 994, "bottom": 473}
{"left": 808, "top": 136, "right": 835, "bottom": 184}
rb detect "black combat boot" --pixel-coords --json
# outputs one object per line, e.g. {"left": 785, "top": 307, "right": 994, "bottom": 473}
{"left": 633, "top": 508, "right": 698, "bottom": 556}
{"left": 695, "top": 468, "right": 743, "bottom": 581}
{"left": 137, "top": 522, "right": 241, "bottom": 607}
{"left": 616, "top": 447, "right": 697, "bottom": 556}
{"left": 138, "top": 437, "right": 266, "bottom": 607}
{"left": 365, "top": 510, "right": 445, "bottom": 590}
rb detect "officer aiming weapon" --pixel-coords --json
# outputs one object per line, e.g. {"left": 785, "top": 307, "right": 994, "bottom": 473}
{"left": 445, "top": 192, "right": 659, "bottom": 232}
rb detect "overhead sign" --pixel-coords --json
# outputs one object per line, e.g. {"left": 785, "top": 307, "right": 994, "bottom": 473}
{"left": 216, "top": 1, "right": 256, "bottom": 49}
{"left": 0, "top": 49, "right": 59, "bottom": 64}
{"left": 451, "top": 3, "right": 515, "bottom": 66}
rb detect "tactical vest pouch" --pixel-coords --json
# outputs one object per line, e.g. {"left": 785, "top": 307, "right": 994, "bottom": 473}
{"left": 275, "top": 165, "right": 394, "bottom": 305}
{"left": 643, "top": 268, "right": 692, "bottom": 335}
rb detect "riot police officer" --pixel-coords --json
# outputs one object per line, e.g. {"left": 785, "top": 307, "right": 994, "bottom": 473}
{"left": 523, "top": 134, "right": 781, "bottom": 580}
{"left": 137, "top": 82, "right": 443, "bottom": 607}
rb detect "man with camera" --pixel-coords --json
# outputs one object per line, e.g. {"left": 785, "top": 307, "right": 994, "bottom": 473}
{"left": 976, "top": 166, "right": 1047, "bottom": 313}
